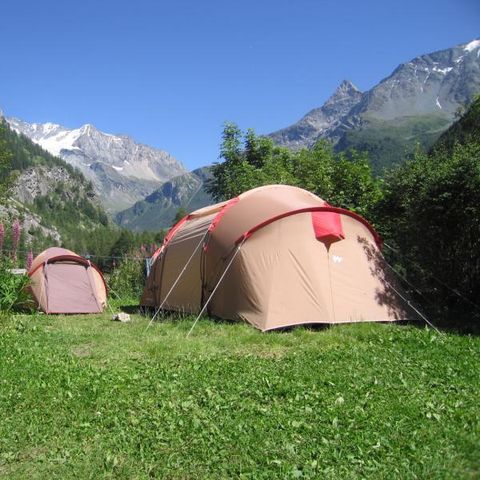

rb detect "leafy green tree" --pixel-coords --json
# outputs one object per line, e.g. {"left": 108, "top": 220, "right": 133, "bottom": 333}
{"left": 0, "top": 125, "right": 15, "bottom": 204}
{"left": 207, "top": 123, "right": 380, "bottom": 220}
{"left": 207, "top": 122, "right": 244, "bottom": 201}
{"left": 374, "top": 141, "right": 480, "bottom": 320}
{"left": 109, "top": 230, "right": 135, "bottom": 260}
{"left": 173, "top": 207, "right": 188, "bottom": 224}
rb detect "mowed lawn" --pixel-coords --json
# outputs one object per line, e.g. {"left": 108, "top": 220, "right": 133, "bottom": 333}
{"left": 0, "top": 308, "right": 479, "bottom": 479}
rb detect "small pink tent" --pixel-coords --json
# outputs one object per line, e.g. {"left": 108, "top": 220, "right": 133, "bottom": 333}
{"left": 28, "top": 247, "right": 107, "bottom": 314}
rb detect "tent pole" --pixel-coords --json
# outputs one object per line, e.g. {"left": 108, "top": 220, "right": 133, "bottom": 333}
{"left": 145, "top": 229, "right": 210, "bottom": 331}
{"left": 186, "top": 239, "right": 245, "bottom": 338}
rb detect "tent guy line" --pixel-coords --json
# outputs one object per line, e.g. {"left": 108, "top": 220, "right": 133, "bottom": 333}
{"left": 384, "top": 243, "right": 480, "bottom": 313}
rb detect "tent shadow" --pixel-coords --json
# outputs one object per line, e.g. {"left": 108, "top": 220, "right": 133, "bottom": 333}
{"left": 359, "top": 237, "right": 480, "bottom": 336}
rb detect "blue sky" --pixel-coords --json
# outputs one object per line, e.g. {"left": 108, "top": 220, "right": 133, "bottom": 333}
{"left": 1, "top": 0, "right": 478, "bottom": 170}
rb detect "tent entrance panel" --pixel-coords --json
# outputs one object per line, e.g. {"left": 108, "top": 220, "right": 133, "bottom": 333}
{"left": 45, "top": 263, "right": 101, "bottom": 313}
{"left": 157, "top": 213, "right": 217, "bottom": 313}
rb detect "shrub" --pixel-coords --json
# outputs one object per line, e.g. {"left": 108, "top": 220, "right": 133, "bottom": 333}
{"left": 0, "top": 258, "right": 33, "bottom": 313}
{"left": 108, "top": 254, "right": 145, "bottom": 301}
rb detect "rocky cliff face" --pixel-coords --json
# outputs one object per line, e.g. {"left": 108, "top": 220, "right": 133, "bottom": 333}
{"left": 269, "top": 80, "right": 363, "bottom": 149}
{"left": 269, "top": 39, "right": 480, "bottom": 151}
{"left": 13, "top": 166, "right": 88, "bottom": 205}
{"left": 6, "top": 119, "right": 187, "bottom": 213}
{"left": 0, "top": 201, "right": 61, "bottom": 244}
{"left": 115, "top": 167, "right": 213, "bottom": 231}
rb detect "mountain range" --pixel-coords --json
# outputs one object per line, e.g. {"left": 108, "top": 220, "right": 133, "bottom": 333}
{"left": 6, "top": 119, "right": 187, "bottom": 213}
{"left": 0, "top": 118, "right": 109, "bottom": 250}
{"left": 3, "top": 37, "right": 480, "bottom": 231}
{"left": 269, "top": 38, "right": 480, "bottom": 171}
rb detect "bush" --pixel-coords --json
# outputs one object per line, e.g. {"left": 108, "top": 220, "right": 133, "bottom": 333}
{"left": 0, "top": 258, "right": 33, "bottom": 313}
{"left": 108, "top": 254, "right": 145, "bottom": 301}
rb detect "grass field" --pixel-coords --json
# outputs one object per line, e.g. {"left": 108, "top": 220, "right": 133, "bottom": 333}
{"left": 0, "top": 305, "right": 479, "bottom": 479}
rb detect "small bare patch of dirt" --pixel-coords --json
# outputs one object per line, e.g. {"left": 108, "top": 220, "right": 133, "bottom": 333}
{"left": 71, "top": 343, "right": 93, "bottom": 358}
{"left": 18, "top": 446, "right": 49, "bottom": 461}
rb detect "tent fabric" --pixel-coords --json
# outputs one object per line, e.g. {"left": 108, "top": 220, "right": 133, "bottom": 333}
{"left": 28, "top": 247, "right": 107, "bottom": 314}
{"left": 141, "top": 185, "right": 417, "bottom": 331}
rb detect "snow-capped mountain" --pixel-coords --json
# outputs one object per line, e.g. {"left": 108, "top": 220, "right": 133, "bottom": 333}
{"left": 269, "top": 38, "right": 480, "bottom": 168}
{"left": 6, "top": 118, "right": 187, "bottom": 212}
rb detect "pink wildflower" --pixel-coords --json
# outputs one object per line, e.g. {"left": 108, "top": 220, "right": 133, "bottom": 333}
{"left": 26, "top": 250, "right": 34, "bottom": 270}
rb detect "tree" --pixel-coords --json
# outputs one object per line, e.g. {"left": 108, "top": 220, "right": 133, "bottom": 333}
{"left": 0, "top": 124, "right": 15, "bottom": 204}
{"left": 173, "top": 207, "right": 187, "bottom": 224}
{"left": 206, "top": 122, "right": 244, "bottom": 201}
{"left": 374, "top": 141, "right": 480, "bottom": 321}
{"left": 207, "top": 123, "right": 380, "bottom": 220}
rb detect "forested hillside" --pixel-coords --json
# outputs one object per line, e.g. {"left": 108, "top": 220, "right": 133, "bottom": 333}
{"left": 115, "top": 167, "right": 213, "bottom": 231}
{"left": 0, "top": 119, "right": 164, "bottom": 268}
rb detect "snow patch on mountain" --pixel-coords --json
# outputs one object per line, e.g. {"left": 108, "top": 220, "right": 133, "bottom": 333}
{"left": 432, "top": 66, "right": 453, "bottom": 75}
{"left": 464, "top": 39, "right": 480, "bottom": 52}
{"left": 6, "top": 117, "right": 187, "bottom": 213}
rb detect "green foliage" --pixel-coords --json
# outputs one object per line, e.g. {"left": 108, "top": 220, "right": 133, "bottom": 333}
{"left": 0, "top": 316, "right": 478, "bottom": 478}
{"left": 108, "top": 253, "right": 145, "bottom": 300}
{"left": 374, "top": 137, "right": 480, "bottom": 321}
{"left": 336, "top": 114, "right": 452, "bottom": 174}
{"left": 293, "top": 142, "right": 382, "bottom": 218}
{"left": 207, "top": 123, "right": 381, "bottom": 218}
{"left": 173, "top": 206, "right": 188, "bottom": 223}
{"left": 0, "top": 258, "right": 32, "bottom": 313}
{"left": 0, "top": 124, "right": 16, "bottom": 203}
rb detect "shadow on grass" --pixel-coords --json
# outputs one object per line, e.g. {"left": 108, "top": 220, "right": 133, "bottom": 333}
{"left": 136, "top": 304, "right": 480, "bottom": 337}
{"left": 118, "top": 304, "right": 142, "bottom": 315}
{"left": 394, "top": 314, "right": 480, "bottom": 336}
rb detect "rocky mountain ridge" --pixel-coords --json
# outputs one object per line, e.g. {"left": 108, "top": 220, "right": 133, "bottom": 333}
{"left": 6, "top": 118, "right": 187, "bottom": 212}
{"left": 115, "top": 167, "right": 213, "bottom": 231}
{"left": 270, "top": 80, "right": 363, "bottom": 149}
{"left": 269, "top": 38, "right": 480, "bottom": 168}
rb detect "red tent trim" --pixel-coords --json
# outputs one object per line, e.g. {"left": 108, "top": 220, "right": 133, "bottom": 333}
{"left": 235, "top": 206, "right": 382, "bottom": 247}
{"left": 28, "top": 254, "right": 108, "bottom": 294}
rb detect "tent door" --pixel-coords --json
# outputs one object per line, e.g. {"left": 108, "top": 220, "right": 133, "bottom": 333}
{"left": 45, "top": 263, "right": 101, "bottom": 313}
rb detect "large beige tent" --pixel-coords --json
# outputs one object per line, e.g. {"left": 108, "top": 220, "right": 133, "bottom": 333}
{"left": 141, "top": 185, "right": 416, "bottom": 331}
{"left": 29, "top": 247, "right": 107, "bottom": 314}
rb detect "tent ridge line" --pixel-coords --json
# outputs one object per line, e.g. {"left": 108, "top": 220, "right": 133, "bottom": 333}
{"left": 235, "top": 207, "right": 382, "bottom": 247}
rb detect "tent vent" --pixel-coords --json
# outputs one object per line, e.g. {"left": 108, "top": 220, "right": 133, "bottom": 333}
{"left": 311, "top": 211, "right": 344, "bottom": 243}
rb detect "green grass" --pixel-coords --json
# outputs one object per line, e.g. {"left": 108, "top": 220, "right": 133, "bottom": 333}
{"left": 0, "top": 307, "right": 479, "bottom": 479}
